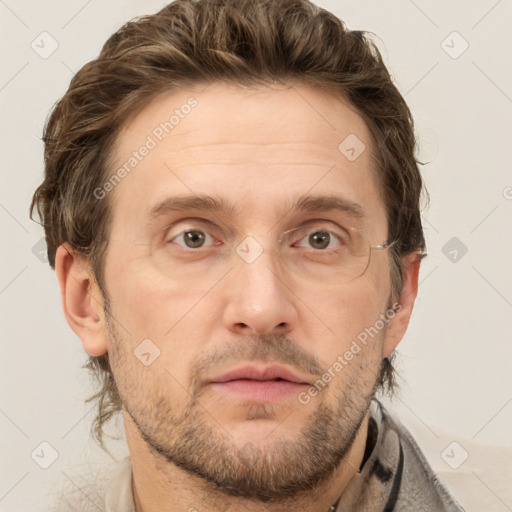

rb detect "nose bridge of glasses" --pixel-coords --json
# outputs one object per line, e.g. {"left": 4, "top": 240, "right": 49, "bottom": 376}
{"left": 232, "top": 223, "right": 314, "bottom": 258}
{"left": 232, "top": 231, "right": 283, "bottom": 267}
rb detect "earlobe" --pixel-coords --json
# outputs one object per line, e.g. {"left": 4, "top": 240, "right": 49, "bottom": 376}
{"left": 382, "top": 252, "right": 421, "bottom": 357}
{"left": 55, "top": 243, "right": 108, "bottom": 357}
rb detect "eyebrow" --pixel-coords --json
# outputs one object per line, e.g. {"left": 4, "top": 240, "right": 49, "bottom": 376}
{"left": 147, "top": 193, "right": 366, "bottom": 222}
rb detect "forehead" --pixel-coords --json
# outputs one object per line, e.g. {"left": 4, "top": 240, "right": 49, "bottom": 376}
{"left": 108, "top": 82, "right": 387, "bottom": 238}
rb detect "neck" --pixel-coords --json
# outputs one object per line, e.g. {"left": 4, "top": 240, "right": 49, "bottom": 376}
{"left": 126, "top": 410, "right": 369, "bottom": 512}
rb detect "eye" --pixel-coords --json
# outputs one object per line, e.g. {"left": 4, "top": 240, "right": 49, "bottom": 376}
{"left": 293, "top": 229, "right": 344, "bottom": 251}
{"left": 170, "top": 229, "right": 216, "bottom": 249}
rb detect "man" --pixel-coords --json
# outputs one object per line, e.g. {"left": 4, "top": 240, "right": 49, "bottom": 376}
{"left": 31, "top": 0, "right": 464, "bottom": 510}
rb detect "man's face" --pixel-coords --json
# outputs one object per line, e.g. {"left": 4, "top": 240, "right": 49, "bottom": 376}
{"left": 102, "top": 82, "right": 396, "bottom": 498}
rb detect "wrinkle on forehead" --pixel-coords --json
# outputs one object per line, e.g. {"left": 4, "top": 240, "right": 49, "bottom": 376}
{"left": 108, "top": 82, "right": 387, "bottom": 241}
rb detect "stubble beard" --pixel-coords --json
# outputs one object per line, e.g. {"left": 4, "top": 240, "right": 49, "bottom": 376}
{"left": 108, "top": 317, "right": 380, "bottom": 503}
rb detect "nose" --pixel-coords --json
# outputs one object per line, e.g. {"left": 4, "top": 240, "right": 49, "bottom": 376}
{"left": 222, "top": 241, "right": 298, "bottom": 336}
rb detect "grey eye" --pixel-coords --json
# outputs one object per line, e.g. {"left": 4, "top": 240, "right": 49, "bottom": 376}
{"left": 308, "top": 231, "right": 331, "bottom": 250}
{"left": 184, "top": 230, "right": 206, "bottom": 248}
{"left": 172, "top": 230, "right": 213, "bottom": 248}
{"left": 292, "top": 229, "right": 342, "bottom": 251}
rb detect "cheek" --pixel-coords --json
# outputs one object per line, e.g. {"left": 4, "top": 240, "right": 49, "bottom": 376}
{"left": 104, "top": 248, "right": 205, "bottom": 337}
{"left": 309, "top": 274, "right": 391, "bottom": 366}
{"left": 308, "top": 283, "right": 389, "bottom": 409}
{"left": 104, "top": 255, "right": 214, "bottom": 385}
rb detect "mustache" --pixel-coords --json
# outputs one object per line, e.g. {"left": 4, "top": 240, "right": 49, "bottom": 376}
{"left": 190, "top": 333, "right": 326, "bottom": 392}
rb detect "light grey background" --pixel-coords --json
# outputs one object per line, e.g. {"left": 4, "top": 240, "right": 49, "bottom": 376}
{"left": 1, "top": 0, "right": 511, "bottom": 510}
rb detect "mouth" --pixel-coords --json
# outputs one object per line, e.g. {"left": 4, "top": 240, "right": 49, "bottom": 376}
{"left": 207, "top": 364, "right": 311, "bottom": 402}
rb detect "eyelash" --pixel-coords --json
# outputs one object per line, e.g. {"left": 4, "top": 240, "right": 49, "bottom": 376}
{"left": 167, "top": 224, "right": 347, "bottom": 251}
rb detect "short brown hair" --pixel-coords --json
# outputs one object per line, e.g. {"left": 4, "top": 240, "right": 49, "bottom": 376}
{"left": 30, "top": 0, "right": 425, "bottom": 451}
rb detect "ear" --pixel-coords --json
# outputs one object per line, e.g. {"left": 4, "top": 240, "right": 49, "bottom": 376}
{"left": 382, "top": 252, "right": 421, "bottom": 357}
{"left": 55, "top": 243, "right": 108, "bottom": 356}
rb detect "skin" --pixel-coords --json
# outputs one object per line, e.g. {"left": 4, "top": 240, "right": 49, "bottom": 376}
{"left": 55, "top": 82, "right": 420, "bottom": 512}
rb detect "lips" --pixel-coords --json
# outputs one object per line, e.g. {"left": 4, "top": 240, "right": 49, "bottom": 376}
{"left": 207, "top": 364, "right": 311, "bottom": 402}
{"left": 209, "top": 364, "right": 310, "bottom": 385}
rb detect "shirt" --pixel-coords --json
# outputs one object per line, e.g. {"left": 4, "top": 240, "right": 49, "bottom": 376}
{"left": 99, "top": 400, "right": 464, "bottom": 511}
